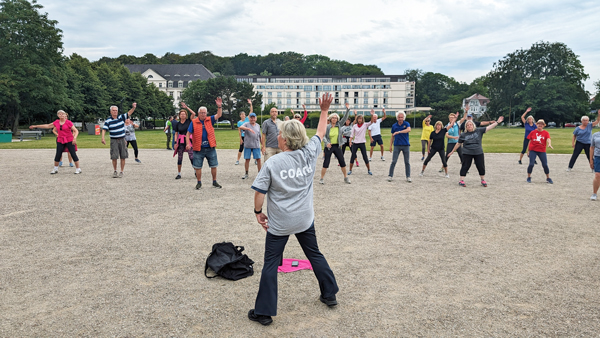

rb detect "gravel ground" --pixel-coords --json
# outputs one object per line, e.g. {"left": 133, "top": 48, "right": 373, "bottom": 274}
{"left": 1, "top": 148, "right": 599, "bottom": 337}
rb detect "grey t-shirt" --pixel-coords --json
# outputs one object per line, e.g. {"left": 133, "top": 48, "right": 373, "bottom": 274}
{"left": 591, "top": 131, "right": 600, "bottom": 157}
{"left": 241, "top": 122, "right": 261, "bottom": 149}
{"left": 124, "top": 125, "right": 136, "bottom": 141}
{"left": 458, "top": 127, "right": 486, "bottom": 155}
{"left": 262, "top": 119, "right": 281, "bottom": 148}
{"left": 251, "top": 135, "right": 321, "bottom": 236}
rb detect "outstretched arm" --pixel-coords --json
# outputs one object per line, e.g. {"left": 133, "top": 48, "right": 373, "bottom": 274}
{"left": 214, "top": 97, "right": 223, "bottom": 119}
{"left": 485, "top": 116, "right": 504, "bottom": 132}
{"left": 592, "top": 110, "right": 600, "bottom": 127}
{"left": 181, "top": 102, "right": 196, "bottom": 118}
{"left": 301, "top": 104, "right": 308, "bottom": 124}
{"left": 381, "top": 108, "right": 387, "bottom": 121}
{"left": 247, "top": 99, "right": 253, "bottom": 114}
{"left": 521, "top": 107, "right": 532, "bottom": 124}
{"left": 30, "top": 123, "right": 54, "bottom": 129}
{"left": 127, "top": 103, "right": 137, "bottom": 117}
{"left": 316, "top": 93, "right": 333, "bottom": 140}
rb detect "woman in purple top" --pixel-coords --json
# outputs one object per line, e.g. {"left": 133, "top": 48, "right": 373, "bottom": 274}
{"left": 347, "top": 114, "right": 373, "bottom": 175}
{"left": 519, "top": 107, "right": 536, "bottom": 164}
{"left": 567, "top": 112, "right": 600, "bottom": 171}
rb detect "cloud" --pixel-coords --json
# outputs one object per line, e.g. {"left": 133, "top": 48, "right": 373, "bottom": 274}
{"left": 41, "top": 0, "right": 600, "bottom": 92}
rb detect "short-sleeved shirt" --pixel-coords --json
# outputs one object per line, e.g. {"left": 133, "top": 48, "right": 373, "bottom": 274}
{"left": 391, "top": 121, "right": 410, "bottom": 146}
{"left": 460, "top": 120, "right": 481, "bottom": 133}
{"left": 241, "top": 122, "right": 261, "bottom": 149}
{"left": 341, "top": 125, "right": 352, "bottom": 137}
{"left": 175, "top": 119, "right": 191, "bottom": 136}
{"left": 53, "top": 120, "right": 74, "bottom": 144}
{"left": 237, "top": 117, "right": 249, "bottom": 137}
{"left": 524, "top": 123, "right": 536, "bottom": 138}
{"left": 429, "top": 129, "right": 447, "bottom": 151}
{"left": 527, "top": 129, "right": 550, "bottom": 152}
{"left": 458, "top": 127, "right": 486, "bottom": 155}
{"left": 421, "top": 121, "right": 434, "bottom": 141}
{"left": 102, "top": 113, "right": 128, "bottom": 138}
{"left": 187, "top": 116, "right": 217, "bottom": 148}
{"left": 591, "top": 131, "right": 600, "bottom": 157}
{"left": 124, "top": 124, "right": 136, "bottom": 141}
{"left": 368, "top": 118, "right": 383, "bottom": 136}
{"left": 251, "top": 135, "right": 321, "bottom": 236}
{"left": 446, "top": 122, "right": 459, "bottom": 144}
{"left": 573, "top": 123, "right": 593, "bottom": 144}
{"left": 166, "top": 120, "right": 172, "bottom": 134}
{"left": 262, "top": 119, "right": 281, "bottom": 148}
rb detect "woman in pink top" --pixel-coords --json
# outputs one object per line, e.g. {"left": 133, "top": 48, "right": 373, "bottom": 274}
{"left": 348, "top": 114, "right": 373, "bottom": 175}
{"left": 30, "top": 110, "right": 81, "bottom": 174}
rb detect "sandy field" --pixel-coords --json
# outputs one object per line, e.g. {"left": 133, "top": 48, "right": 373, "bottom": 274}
{"left": 1, "top": 147, "right": 599, "bottom": 337}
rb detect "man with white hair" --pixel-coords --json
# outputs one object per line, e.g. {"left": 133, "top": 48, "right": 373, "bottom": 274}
{"left": 185, "top": 98, "right": 223, "bottom": 189}
{"left": 261, "top": 107, "right": 283, "bottom": 162}
{"left": 101, "top": 103, "right": 137, "bottom": 178}
{"left": 388, "top": 110, "right": 412, "bottom": 183}
{"left": 368, "top": 108, "right": 387, "bottom": 161}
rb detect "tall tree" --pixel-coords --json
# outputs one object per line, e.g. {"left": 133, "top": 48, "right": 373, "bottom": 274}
{"left": 0, "top": 0, "right": 67, "bottom": 132}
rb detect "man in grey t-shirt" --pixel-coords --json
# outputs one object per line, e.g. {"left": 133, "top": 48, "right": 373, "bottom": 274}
{"left": 248, "top": 94, "right": 339, "bottom": 326}
{"left": 261, "top": 107, "right": 283, "bottom": 162}
{"left": 238, "top": 113, "right": 263, "bottom": 179}
{"left": 590, "top": 131, "right": 600, "bottom": 200}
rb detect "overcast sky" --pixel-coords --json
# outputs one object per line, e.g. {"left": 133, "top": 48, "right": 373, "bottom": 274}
{"left": 43, "top": 0, "right": 600, "bottom": 93}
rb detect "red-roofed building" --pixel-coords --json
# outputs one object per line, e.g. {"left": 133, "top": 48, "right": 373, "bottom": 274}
{"left": 461, "top": 93, "right": 490, "bottom": 118}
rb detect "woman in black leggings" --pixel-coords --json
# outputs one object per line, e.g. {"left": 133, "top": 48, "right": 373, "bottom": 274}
{"left": 30, "top": 110, "right": 81, "bottom": 174}
{"left": 447, "top": 116, "right": 504, "bottom": 187}
{"left": 347, "top": 114, "right": 373, "bottom": 175}
{"left": 419, "top": 118, "right": 455, "bottom": 178}
{"left": 319, "top": 103, "right": 351, "bottom": 184}
{"left": 125, "top": 118, "right": 141, "bottom": 163}
{"left": 174, "top": 106, "right": 196, "bottom": 179}
{"left": 567, "top": 113, "right": 599, "bottom": 171}
{"left": 340, "top": 117, "right": 353, "bottom": 156}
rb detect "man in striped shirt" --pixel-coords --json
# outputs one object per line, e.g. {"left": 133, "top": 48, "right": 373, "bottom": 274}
{"left": 101, "top": 103, "right": 137, "bottom": 178}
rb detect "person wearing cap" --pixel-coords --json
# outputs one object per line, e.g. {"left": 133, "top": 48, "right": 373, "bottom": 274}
{"left": 420, "top": 114, "right": 433, "bottom": 161}
{"left": 459, "top": 105, "right": 492, "bottom": 133}
{"left": 236, "top": 99, "right": 252, "bottom": 165}
{"left": 262, "top": 107, "right": 283, "bottom": 162}
{"left": 526, "top": 119, "right": 554, "bottom": 184}
{"left": 238, "top": 112, "right": 263, "bottom": 179}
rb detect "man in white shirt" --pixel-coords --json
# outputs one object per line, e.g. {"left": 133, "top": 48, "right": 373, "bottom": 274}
{"left": 368, "top": 108, "right": 387, "bottom": 161}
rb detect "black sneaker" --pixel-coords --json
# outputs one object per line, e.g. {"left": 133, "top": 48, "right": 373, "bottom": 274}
{"left": 248, "top": 309, "right": 272, "bottom": 326}
{"left": 212, "top": 181, "right": 222, "bottom": 189}
{"left": 175, "top": 174, "right": 181, "bottom": 179}
{"left": 195, "top": 182, "right": 202, "bottom": 189}
{"left": 320, "top": 295, "right": 338, "bottom": 307}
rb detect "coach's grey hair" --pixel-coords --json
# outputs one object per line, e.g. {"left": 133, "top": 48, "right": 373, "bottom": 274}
{"left": 280, "top": 120, "right": 309, "bottom": 151}
{"left": 396, "top": 111, "right": 406, "bottom": 119}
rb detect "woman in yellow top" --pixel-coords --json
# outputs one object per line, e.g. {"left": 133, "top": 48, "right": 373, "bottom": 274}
{"left": 420, "top": 115, "right": 433, "bottom": 160}
{"left": 320, "top": 104, "right": 351, "bottom": 184}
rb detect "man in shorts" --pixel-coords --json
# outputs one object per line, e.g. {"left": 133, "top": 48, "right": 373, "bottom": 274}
{"left": 368, "top": 108, "right": 387, "bottom": 161}
{"left": 238, "top": 113, "right": 263, "bottom": 179}
{"left": 101, "top": 103, "right": 137, "bottom": 178}
{"left": 186, "top": 98, "right": 223, "bottom": 189}
{"left": 262, "top": 107, "right": 283, "bottom": 162}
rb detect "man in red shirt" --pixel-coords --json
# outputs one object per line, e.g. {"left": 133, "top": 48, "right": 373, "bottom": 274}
{"left": 526, "top": 119, "right": 554, "bottom": 184}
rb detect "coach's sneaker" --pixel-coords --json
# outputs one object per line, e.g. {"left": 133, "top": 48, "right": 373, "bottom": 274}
{"left": 439, "top": 167, "right": 444, "bottom": 173}
{"left": 320, "top": 295, "right": 338, "bottom": 307}
{"left": 175, "top": 174, "right": 181, "bottom": 179}
{"left": 344, "top": 177, "right": 351, "bottom": 184}
{"left": 566, "top": 168, "right": 572, "bottom": 172}
{"left": 254, "top": 160, "right": 257, "bottom": 165}
{"left": 195, "top": 182, "right": 202, "bottom": 189}
{"left": 518, "top": 160, "right": 522, "bottom": 164}
{"left": 212, "top": 181, "right": 222, "bottom": 188}
{"left": 112, "top": 171, "right": 118, "bottom": 178}
{"left": 591, "top": 194, "right": 598, "bottom": 201}
{"left": 406, "top": 177, "right": 412, "bottom": 183}
{"left": 135, "top": 159, "right": 141, "bottom": 163}
{"left": 74, "top": 168, "right": 82, "bottom": 174}
{"left": 248, "top": 309, "right": 272, "bottom": 326}
{"left": 50, "top": 167, "right": 58, "bottom": 174}
{"left": 546, "top": 178, "right": 553, "bottom": 184}
{"left": 69, "top": 162, "right": 74, "bottom": 167}
{"left": 355, "top": 160, "right": 359, "bottom": 167}
{"left": 235, "top": 160, "right": 239, "bottom": 165}
{"left": 527, "top": 177, "right": 531, "bottom": 183}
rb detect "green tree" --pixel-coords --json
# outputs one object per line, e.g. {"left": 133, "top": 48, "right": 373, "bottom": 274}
{"left": 0, "top": 0, "right": 68, "bottom": 131}
{"left": 262, "top": 102, "right": 277, "bottom": 115}
{"left": 64, "top": 54, "right": 107, "bottom": 129}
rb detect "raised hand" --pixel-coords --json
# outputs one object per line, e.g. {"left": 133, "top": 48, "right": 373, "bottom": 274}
{"left": 215, "top": 97, "right": 223, "bottom": 108}
{"left": 497, "top": 116, "right": 504, "bottom": 123}
{"left": 319, "top": 93, "right": 333, "bottom": 112}
{"left": 132, "top": 102, "right": 137, "bottom": 108}
{"left": 345, "top": 102, "right": 349, "bottom": 110}
{"left": 302, "top": 104, "right": 306, "bottom": 110}
{"left": 181, "top": 102, "right": 188, "bottom": 109}
{"left": 526, "top": 107, "right": 532, "bottom": 113}
{"left": 247, "top": 98, "right": 252, "bottom": 105}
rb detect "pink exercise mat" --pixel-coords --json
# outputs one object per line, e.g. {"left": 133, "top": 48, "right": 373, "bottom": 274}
{"left": 278, "top": 259, "right": 313, "bottom": 273}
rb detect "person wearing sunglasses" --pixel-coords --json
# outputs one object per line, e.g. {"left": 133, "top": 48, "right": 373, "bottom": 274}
{"left": 30, "top": 110, "right": 81, "bottom": 174}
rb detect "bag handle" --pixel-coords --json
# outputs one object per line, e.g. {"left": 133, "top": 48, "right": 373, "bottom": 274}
{"left": 204, "top": 255, "right": 218, "bottom": 278}
{"left": 236, "top": 246, "right": 244, "bottom": 253}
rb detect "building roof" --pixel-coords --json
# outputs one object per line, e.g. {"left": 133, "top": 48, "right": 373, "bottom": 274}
{"left": 235, "top": 75, "right": 407, "bottom": 83}
{"left": 124, "top": 64, "right": 215, "bottom": 81}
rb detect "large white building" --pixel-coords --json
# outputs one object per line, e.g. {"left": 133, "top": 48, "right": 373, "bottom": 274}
{"left": 462, "top": 93, "right": 490, "bottom": 118}
{"left": 236, "top": 75, "right": 415, "bottom": 116}
{"left": 124, "top": 64, "right": 215, "bottom": 107}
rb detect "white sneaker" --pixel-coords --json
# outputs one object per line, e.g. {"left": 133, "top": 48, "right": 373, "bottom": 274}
{"left": 381, "top": 156, "right": 385, "bottom": 161}
{"left": 387, "top": 176, "right": 393, "bottom": 182}
{"left": 406, "top": 177, "right": 412, "bottom": 183}
{"left": 368, "top": 158, "right": 372, "bottom": 162}
{"left": 74, "top": 168, "right": 82, "bottom": 174}
{"left": 235, "top": 161, "right": 239, "bottom": 165}
{"left": 418, "top": 172, "right": 424, "bottom": 177}
{"left": 566, "top": 168, "right": 571, "bottom": 172}
{"left": 319, "top": 178, "right": 324, "bottom": 184}
{"left": 445, "top": 174, "right": 449, "bottom": 178}
{"left": 344, "top": 177, "right": 351, "bottom": 184}
{"left": 50, "top": 168, "right": 58, "bottom": 174}
{"left": 591, "top": 194, "right": 598, "bottom": 201}
{"left": 242, "top": 174, "right": 248, "bottom": 179}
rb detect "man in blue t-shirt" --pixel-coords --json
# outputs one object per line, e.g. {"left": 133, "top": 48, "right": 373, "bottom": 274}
{"left": 101, "top": 103, "right": 137, "bottom": 178}
{"left": 388, "top": 111, "right": 412, "bottom": 182}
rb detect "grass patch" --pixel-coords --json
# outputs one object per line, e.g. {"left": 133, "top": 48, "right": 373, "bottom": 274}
{"left": 0, "top": 127, "right": 585, "bottom": 154}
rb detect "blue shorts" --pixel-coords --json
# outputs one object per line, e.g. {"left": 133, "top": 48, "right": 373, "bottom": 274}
{"left": 244, "top": 147, "right": 261, "bottom": 160}
{"left": 192, "top": 147, "right": 218, "bottom": 169}
{"left": 370, "top": 134, "right": 383, "bottom": 146}
{"left": 595, "top": 156, "right": 600, "bottom": 173}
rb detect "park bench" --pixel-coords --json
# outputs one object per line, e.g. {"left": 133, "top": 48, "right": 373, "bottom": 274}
{"left": 33, "top": 128, "right": 54, "bottom": 136}
{"left": 20, "top": 130, "right": 42, "bottom": 141}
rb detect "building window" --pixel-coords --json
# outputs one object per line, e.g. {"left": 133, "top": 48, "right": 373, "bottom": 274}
{"left": 296, "top": 92, "right": 301, "bottom": 97}
{"left": 277, "top": 99, "right": 282, "bottom": 105}
{"left": 287, "top": 99, "right": 291, "bottom": 104}
{"left": 383, "top": 92, "right": 388, "bottom": 97}
{"left": 344, "top": 98, "right": 348, "bottom": 103}
{"left": 364, "top": 98, "right": 368, "bottom": 104}
{"left": 277, "top": 92, "right": 282, "bottom": 97}
{"left": 335, "top": 92, "right": 339, "bottom": 97}
{"left": 406, "top": 98, "right": 413, "bottom": 104}
{"left": 353, "top": 98, "right": 358, "bottom": 104}
{"left": 168, "top": 91, "right": 173, "bottom": 97}
{"left": 344, "top": 92, "right": 349, "bottom": 97}
{"left": 354, "top": 92, "right": 359, "bottom": 97}
{"left": 159, "top": 83, "right": 163, "bottom": 88}
{"left": 364, "top": 92, "right": 369, "bottom": 97}
{"left": 315, "top": 99, "right": 319, "bottom": 104}
{"left": 335, "top": 99, "right": 339, "bottom": 104}
{"left": 296, "top": 99, "right": 300, "bottom": 104}
{"left": 374, "top": 98, "right": 379, "bottom": 104}
{"left": 148, "top": 75, "right": 153, "bottom": 79}
{"left": 268, "top": 99, "right": 273, "bottom": 104}
{"left": 287, "top": 92, "right": 291, "bottom": 98}
{"left": 168, "top": 81, "right": 173, "bottom": 88}
{"left": 178, "top": 81, "right": 183, "bottom": 88}
{"left": 323, "top": 85, "right": 332, "bottom": 91}
{"left": 268, "top": 92, "right": 272, "bottom": 97}
{"left": 304, "top": 85, "right": 312, "bottom": 91}
{"left": 383, "top": 98, "right": 388, "bottom": 104}
{"left": 306, "top": 92, "right": 310, "bottom": 98}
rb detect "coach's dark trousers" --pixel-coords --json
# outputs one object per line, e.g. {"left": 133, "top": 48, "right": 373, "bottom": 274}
{"left": 254, "top": 222, "right": 338, "bottom": 317}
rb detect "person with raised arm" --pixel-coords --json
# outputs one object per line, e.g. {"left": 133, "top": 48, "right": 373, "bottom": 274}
{"left": 526, "top": 119, "right": 554, "bottom": 184}
{"left": 347, "top": 112, "right": 373, "bottom": 175}
{"left": 420, "top": 114, "right": 433, "bottom": 161}
{"left": 519, "top": 107, "right": 536, "bottom": 165}
{"left": 101, "top": 103, "right": 136, "bottom": 178}
{"left": 319, "top": 102, "right": 351, "bottom": 184}
{"left": 447, "top": 115, "right": 504, "bottom": 187}
{"left": 238, "top": 111, "right": 263, "bottom": 179}
{"left": 292, "top": 104, "right": 308, "bottom": 124}
{"left": 248, "top": 93, "right": 339, "bottom": 326}
{"left": 29, "top": 110, "right": 81, "bottom": 174}
{"left": 174, "top": 103, "right": 197, "bottom": 179}
{"left": 368, "top": 108, "right": 388, "bottom": 162}
{"left": 567, "top": 111, "right": 600, "bottom": 172}
{"left": 124, "top": 118, "right": 141, "bottom": 163}
{"left": 419, "top": 116, "right": 456, "bottom": 178}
